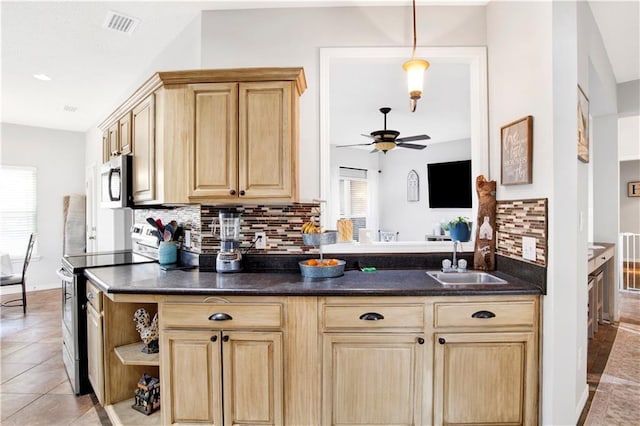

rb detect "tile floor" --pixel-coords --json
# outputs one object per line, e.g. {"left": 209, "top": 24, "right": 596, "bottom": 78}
{"left": 2, "top": 288, "right": 639, "bottom": 425}
{"left": 1, "top": 289, "right": 109, "bottom": 425}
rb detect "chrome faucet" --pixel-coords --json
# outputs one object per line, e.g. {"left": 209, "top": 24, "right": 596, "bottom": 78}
{"left": 452, "top": 240, "right": 461, "bottom": 269}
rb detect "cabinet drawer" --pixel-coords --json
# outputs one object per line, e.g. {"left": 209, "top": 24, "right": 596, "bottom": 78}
{"left": 322, "top": 304, "right": 424, "bottom": 331}
{"left": 594, "top": 247, "right": 614, "bottom": 270}
{"left": 434, "top": 301, "right": 535, "bottom": 328}
{"left": 86, "top": 281, "right": 102, "bottom": 312}
{"left": 161, "top": 303, "right": 283, "bottom": 329}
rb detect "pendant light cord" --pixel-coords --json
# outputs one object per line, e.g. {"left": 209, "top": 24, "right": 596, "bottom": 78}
{"left": 411, "top": 0, "right": 417, "bottom": 59}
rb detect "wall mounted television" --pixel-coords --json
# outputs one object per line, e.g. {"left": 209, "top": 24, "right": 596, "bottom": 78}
{"left": 427, "top": 160, "right": 472, "bottom": 208}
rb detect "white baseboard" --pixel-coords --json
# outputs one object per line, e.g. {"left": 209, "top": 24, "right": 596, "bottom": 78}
{"left": 576, "top": 382, "right": 590, "bottom": 422}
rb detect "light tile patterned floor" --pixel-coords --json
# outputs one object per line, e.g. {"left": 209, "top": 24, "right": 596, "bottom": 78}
{"left": 585, "top": 291, "right": 640, "bottom": 426}
{"left": 1, "top": 289, "right": 109, "bottom": 425}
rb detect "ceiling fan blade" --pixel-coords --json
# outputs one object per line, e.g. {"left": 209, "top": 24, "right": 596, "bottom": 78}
{"left": 396, "top": 134, "right": 431, "bottom": 142}
{"left": 360, "top": 133, "right": 375, "bottom": 140}
{"left": 336, "top": 142, "right": 374, "bottom": 148}
{"left": 369, "top": 148, "right": 379, "bottom": 153}
{"left": 396, "top": 142, "right": 427, "bottom": 150}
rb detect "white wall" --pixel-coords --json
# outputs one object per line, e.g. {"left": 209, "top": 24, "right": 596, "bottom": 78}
{"left": 378, "top": 139, "right": 472, "bottom": 240}
{"left": 620, "top": 160, "right": 640, "bottom": 233}
{"left": 1, "top": 123, "right": 85, "bottom": 291}
{"left": 618, "top": 116, "right": 640, "bottom": 161}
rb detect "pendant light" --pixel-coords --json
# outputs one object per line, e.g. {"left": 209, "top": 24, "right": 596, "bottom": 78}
{"left": 402, "top": 0, "right": 430, "bottom": 112}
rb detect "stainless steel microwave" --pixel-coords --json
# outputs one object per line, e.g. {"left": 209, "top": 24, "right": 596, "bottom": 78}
{"left": 100, "top": 155, "right": 132, "bottom": 208}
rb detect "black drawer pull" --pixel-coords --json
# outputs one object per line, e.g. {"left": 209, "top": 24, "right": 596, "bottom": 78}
{"left": 471, "top": 310, "right": 496, "bottom": 319}
{"left": 239, "top": 190, "right": 246, "bottom": 196}
{"left": 210, "top": 335, "right": 218, "bottom": 342}
{"left": 209, "top": 312, "right": 233, "bottom": 321}
{"left": 222, "top": 335, "right": 229, "bottom": 342}
{"left": 359, "top": 312, "right": 384, "bottom": 321}
{"left": 438, "top": 337, "right": 446, "bottom": 345}
{"left": 417, "top": 337, "right": 425, "bottom": 345}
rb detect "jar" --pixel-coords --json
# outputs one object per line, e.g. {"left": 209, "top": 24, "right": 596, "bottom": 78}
{"left": 158, "top": 241, "right": 177, "bottom": 265}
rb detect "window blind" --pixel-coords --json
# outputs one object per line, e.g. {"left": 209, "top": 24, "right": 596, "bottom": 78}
{"left": 0, "top": 166, "right": 37, "bottom": 257}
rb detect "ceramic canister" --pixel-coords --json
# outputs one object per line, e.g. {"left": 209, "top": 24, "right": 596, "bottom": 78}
{"left": 158, "top": 241, "right": 177, "bottom": 265}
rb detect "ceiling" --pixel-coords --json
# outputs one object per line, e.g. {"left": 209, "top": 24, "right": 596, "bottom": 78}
{"left": 1, "top": 0, "right": 637, "bottom": 133}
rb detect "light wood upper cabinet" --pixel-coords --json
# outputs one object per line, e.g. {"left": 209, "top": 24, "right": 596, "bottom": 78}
{"left": 131, "top": 94, "right": 155, "bottom": 204}
{"left": 118, "top": 112, "right": 132, "bottom": 155}
{"left": 239, "top": 81, "right": 295, "bottom": 201}
{"left": 188, "top": 83, "right": 239, "bottom": 200}
{"left": 107, "top": 122, "right": 119, "bottom": 157}
{"left": 188, "top": 80, "right": 299, "bottom": 202}
{"left": 102, "top": 131, "right": 110, "bottom": 163}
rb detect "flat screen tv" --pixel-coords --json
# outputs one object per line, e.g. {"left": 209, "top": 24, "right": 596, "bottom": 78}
{"left": 427, "top": 160, "right": 472, "bottom": 208}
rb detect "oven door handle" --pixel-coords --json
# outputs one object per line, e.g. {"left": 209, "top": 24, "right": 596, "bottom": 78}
{"left": 57, "top": 268, "right": 74, "bottom": 283}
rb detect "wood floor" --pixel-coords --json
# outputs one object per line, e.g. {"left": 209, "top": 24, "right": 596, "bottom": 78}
{"left": 2, "top": 288, "right": 638, "bottom": 425}
{"left": 1, "top": 289, "right": 109, "bottom": 425}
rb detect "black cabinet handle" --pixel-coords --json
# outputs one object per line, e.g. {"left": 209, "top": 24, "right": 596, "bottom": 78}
{"left": 222, "top": 335, "right": 229, "bottom": 342}
{"left": 210, "top": 335, "right": 218, "bottom": 342}
{"left": 239, "top": 190, "right": 246, "bottom": 196}
{"left": 471, "top": 310, "right": 496, "bottom": 319}
{"left": 229, "top": 189, "right": 236, "bottom": 195}
{"left": 417, "top": 337, "right": 425, "bottom": 345}
{"left": 209, "top": 312, "right": 233, "bottom": 321}
{"left": 359, "top": 312, "right": 384, "bottom": 321}
{"left": 438, "top": 337, "right": 446, "bottom": 345}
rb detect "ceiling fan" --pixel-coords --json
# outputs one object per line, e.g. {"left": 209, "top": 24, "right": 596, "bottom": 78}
{"left": 337, "top": 107, "right": 430, "bottom": 153}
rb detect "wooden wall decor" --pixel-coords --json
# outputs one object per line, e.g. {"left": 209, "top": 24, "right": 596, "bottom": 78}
{"left": 501, "top": 115, "right": 533, "bottom": 185}
{"left": 628, "top": 181, "right": 640, "bottom": 197}
{"left": 473, "top": 175, "right": 497, "bottom": 271}
{"left": 577, "top": 85, "right": 590, "bottom": 163}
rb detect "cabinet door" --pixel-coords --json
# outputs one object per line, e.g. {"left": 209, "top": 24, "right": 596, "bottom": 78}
{"left": 107, "top": 122, "right": 119, "bottom": 157}
{"left": 86, "top": 304, "right": 104, "bottom": 406}
{"left": 118, "top": 112, "right": 132, "bottom": 155}
{"left": 161, "top": 329, "right": 223, "bottom": 425}
{"left": 102, "top": 131, "right": 110, "bottom": 163}
{"left": 131, "top": 94, "right": 156, "bottom": 203}
{"left": 433, "top": 332, "right": 537, "bottom": 426}
{"left": 239, "top": 81, "right": 295, "bottom": 200}
{"left": 322, "top": 333, "right": 425, "bottom": 425}
{"left": 222, "top": 331, "right": 283, "bottom": 426}
{"left": 188, "top": 83, "right": 239, "bottom": 200}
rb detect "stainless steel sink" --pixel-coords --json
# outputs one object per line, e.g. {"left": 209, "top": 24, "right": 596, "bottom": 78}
{"left": 427, "top": 271, "right": 508, "bottom": 285}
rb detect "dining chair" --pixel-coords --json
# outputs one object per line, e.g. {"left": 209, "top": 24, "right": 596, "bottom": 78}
{"left": 1, "top": 233, "right": 36, "bottom": 314}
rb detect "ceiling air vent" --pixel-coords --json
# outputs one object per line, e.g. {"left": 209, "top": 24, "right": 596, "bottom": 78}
{"left": 103, "top": 11, "right": 140, "bottom": 35}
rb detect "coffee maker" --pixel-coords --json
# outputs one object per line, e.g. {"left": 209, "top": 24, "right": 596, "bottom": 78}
{"left": 216, "top": 210, "right": 243, "bottom": 273}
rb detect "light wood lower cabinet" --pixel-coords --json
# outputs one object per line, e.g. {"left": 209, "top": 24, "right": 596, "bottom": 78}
{"left": 431, "top": 296, "right": 539, "bottom": 426}
{"left": 322, "top": 333, "right": 425, "bottom": 425}
{"left": 86, "top": 303, "right": 104, "bottom": 406}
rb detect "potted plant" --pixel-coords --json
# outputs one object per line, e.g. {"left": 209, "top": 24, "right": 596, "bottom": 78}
{"left": 449, "top": 216, "right": 472, "bottom": 242}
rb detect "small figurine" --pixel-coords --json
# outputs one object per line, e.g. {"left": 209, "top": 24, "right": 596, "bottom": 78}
{"left": 133, "top": 308, "right": 159, "bottom": 354}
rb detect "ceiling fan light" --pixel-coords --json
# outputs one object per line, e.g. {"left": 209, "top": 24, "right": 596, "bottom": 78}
{"left": 375, "top": 141, "right": 397, "bottom": 152}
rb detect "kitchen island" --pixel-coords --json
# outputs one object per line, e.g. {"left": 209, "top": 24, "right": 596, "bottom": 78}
{"left": 85, "top": 264, "right": 542, "bottom": 426}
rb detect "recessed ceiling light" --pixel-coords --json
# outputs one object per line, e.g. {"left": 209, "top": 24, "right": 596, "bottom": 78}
{"left": 64, "top": 105, "right": 78, "bottom": 113}
{"left": 33, "top": 73, "right": 51, "bottom": 81}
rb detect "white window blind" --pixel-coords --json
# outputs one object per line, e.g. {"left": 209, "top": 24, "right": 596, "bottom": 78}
{"left": 339, "top": 167, "right": 368, "bottom": 241}
{"left": 0, "top": 166, "right": 37, "bottom": 257}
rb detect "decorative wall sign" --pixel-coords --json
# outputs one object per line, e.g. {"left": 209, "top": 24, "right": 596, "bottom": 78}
{"left": 577, "top": 85, "right": 590, "bottom": 163}
{"left": 407, "top": 169, "right": 419, "bottom": 202}
{"left": 628, "top": 181, "right": 640, "bottom": 197}
{"left": 501, "top": 115, "right": 533, "bottom": 185}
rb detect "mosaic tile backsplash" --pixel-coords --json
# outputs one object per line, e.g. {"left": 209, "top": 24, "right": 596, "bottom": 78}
{"left": 134, "top": 206, "right": 202, "bottom": 253}
{"left": 495, "top": 198, "right": 548, "bottom": 266}
{"left": 201, "top": 203, "right": 320, "bottom": 254}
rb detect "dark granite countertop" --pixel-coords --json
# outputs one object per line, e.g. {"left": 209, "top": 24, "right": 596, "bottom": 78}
{"left": 84, "top": 263, "right": 543, "bottom": 297}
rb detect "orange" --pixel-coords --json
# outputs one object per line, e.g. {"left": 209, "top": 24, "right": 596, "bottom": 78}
{"left": 307, "top": 259, "right": 319, "bottom": 266}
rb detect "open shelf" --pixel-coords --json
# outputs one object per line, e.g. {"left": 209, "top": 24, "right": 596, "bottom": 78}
{"left": 106, "top": 398, "right": 160, "bottom": 426}
{"left": 114, "top": 342, "right": 159, "bottom": 366}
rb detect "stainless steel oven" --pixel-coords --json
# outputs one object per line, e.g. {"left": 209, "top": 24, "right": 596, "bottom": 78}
{"left": 58, "top": 250, "right": 156, "bottom": 395}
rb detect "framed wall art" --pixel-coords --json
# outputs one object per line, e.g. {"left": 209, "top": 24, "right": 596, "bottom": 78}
{"left": 628, "top": 181, "right": 640, "bottom": 197}
{"left": 501, "top": 115, "right": 533, "bottom": 185}
{"left": 577, "top": 85, "right": 590, "bottom": 163}
{"left": 407, "top": 169, "right": 419, "bottom": 202}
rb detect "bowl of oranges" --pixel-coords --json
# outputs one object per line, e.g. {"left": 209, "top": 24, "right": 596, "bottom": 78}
{"left": 299, "top": 258, "right": 346, "bottom": 278}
